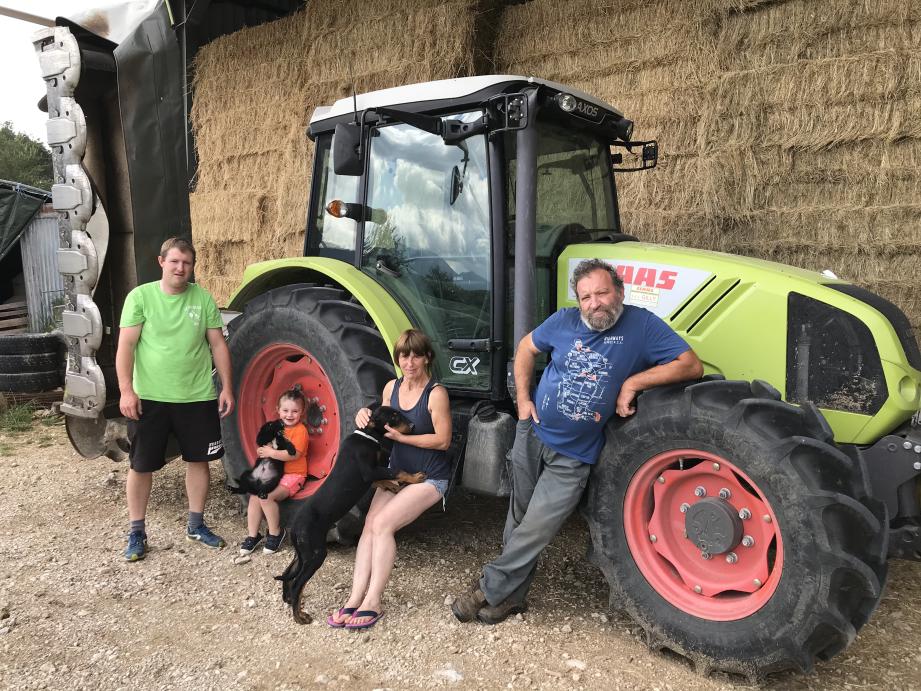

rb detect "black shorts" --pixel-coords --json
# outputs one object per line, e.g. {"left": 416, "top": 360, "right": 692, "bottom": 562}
{"left": 127, "top": 399, "right": 224, "bottom": 472}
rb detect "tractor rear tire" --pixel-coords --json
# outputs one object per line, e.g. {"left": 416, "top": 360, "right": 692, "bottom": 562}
{"left": 221, "top": 284, "right": 394, "bottom": 543}
{"left": 583, "top": 378, "right": 887, "bottom": 680}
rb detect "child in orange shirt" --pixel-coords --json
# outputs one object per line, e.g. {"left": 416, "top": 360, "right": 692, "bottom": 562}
{"left": 239, "top": 386, "right": 309, "bottom": 555}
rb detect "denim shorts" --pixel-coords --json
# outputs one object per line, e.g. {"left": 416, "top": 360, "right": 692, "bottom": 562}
{"left": 425, "top": 478, "right": 449, "bottom": 496}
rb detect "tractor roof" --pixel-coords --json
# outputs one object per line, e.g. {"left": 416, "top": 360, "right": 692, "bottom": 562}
{"left": 309, "top": 74, "right": 623, "bottom": 128}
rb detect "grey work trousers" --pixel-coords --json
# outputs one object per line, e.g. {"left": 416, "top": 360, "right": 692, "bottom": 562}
{"left": 479, "top": 420, "right": 591, "bottom": 607}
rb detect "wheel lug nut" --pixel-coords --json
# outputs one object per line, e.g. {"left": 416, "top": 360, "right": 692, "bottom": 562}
{"left": 712, "top": 462, "right": 720, "bottom": 471}
{"left": 694, "top": 486, "right": 706, "bottom": 497}
{"left": 321, "top": 418, "right": 328, "bottom": 425}
{"left": 649, "top": 534, "right": 657, "bottom": 543}
{"left": 701, "top": 551, "right": 711, "bottom": 560}
{"left": 657, "top": 475, "right": 665, "bottom": 484}
{"left": 739, "top": 508, "right": 751, "bottom": 520}
{"left": 904, "top": 440, "right": 913, "bottom": 450}
{"left": 693, "top": 585, "right": 702, "bottom": 594}
{"left": 753, "top": 578, "right": 762, "bottom": 588}
{"left": 320, "top": 405, "right": 327, "bottom": 412}
{"left": 725, "top": 552, "right": 738, "bottom": 564}
{"left": 679, "top": 502, "right": 690, "bottom": 513}
{"left": 741, "top": 535, "right": 754, "bottom": 547}
{"left": 763, "top": 514, "right": 772, "bottom": 523}
{"left": 718, "top": 488, "right": 731, "bottom": 500}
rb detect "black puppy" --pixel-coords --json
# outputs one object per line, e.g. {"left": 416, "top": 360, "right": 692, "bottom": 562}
{"left": 276, "top": 405, "right": 425, "bottom": 624}
{"left": 228, "top": 419, "right": 296, "bottom": 499}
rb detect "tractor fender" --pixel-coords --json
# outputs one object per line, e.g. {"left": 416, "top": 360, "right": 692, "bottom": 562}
{"left": 225, "top": 257, "right": 413, "bottom": 349}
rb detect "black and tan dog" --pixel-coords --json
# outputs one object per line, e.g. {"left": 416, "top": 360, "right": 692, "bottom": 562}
{"left": 228, "top": 419, "right": 296, "bottom": 499}
{"left": 276, "top": 405, "right": 425, "bottom": 623}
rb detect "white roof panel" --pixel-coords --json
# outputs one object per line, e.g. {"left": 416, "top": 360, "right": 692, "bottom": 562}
{"left": 309, "top": 74, "right": 623, "bottom": 125}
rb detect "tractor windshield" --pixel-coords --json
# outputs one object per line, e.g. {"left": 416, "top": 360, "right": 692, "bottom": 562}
{"left": 360, "top": 111, "right": 492, "bottom": 390}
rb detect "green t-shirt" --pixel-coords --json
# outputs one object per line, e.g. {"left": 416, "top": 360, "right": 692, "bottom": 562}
{"left": 119, "top": 281, "right": 223, "bottom": 403}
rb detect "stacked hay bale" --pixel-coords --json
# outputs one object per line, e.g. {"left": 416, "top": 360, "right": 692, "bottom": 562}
{"left": 190, "top": 0, "right": 480, "bottom": 303}
{"left": 496, "top": 0, "right": 921, "bottom": 335}
{"left": 496, "top": 0, "right": 721, "bottom": 249}
{"left": 709, "top": 0, "right": 921, "bottom": 329}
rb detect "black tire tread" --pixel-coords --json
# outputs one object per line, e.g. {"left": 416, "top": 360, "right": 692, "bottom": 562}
{"left": 222, "top": 283, "right": 393, "bottom": 544}
{"left": 0, "top": 332, "right": 64, "bottom": 356}
{"left": 584, "top": 378, "right": 888, "bottom": 679}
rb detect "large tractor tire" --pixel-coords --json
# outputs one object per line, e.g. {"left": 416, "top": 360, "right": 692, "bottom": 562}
{"left": 583, "top": 377, "right": 888, "bottom": 680}
{"left": 221, "top": 284, "right": 394, "bottom": 542}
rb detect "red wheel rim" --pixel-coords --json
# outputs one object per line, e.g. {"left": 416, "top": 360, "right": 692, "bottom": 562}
{"left": 624, "top": 449, "right": 783, "bottom": 620}
{"left": 238, "top": 344, "right": 340, "bottom": 499}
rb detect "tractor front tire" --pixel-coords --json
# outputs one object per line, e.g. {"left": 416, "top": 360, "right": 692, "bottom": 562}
{"left": 221, "top": 284, "right": 394, "bottom": 541}
{"left": 583, "top": 378, "right": 887, "bottom": 679}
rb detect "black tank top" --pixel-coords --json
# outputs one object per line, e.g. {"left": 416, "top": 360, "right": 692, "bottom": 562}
{"left": 388, "top": 377, "right": 450, "bottom": 481}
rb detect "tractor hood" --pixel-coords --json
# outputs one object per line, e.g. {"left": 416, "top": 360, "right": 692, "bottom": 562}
{"left": 558, "top": 242, "right": 921, "bottom": 446}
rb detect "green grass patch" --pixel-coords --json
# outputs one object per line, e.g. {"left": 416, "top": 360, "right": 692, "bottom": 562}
{"left": 0, "top": 403, "right": 36, "bottom": 433}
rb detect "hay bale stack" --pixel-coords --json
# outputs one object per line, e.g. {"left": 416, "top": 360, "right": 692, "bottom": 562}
{"left": 190, "top": 0, "right": 480, "bottom": 303}
{"left": 708, "top": 0, "right": 921, "bottom": 331}
{"left": 496, "top": 0, "right": 921, "bottom": 336}
{"left": 495, "top": 0, "right": 724, "bottom": 249}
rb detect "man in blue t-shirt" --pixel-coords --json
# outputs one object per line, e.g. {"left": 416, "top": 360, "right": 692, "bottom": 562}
{"left": 452, "top": 258, "right": 703, "bottom": 624}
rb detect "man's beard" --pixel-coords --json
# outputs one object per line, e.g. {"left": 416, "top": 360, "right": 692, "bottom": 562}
{"left": 580, "top": 303, "right": 622, "bottom": 331}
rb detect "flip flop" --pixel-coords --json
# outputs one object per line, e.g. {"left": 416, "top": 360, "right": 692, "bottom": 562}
{"left": 344, "top": 610, "right": 383, "bottom": 630}
{"left": 326, "top": 607, "right": 357, "bottom": 628}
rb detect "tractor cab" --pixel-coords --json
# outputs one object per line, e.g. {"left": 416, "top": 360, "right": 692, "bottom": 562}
{"left": 305, "top": 76, "right": 655, "bottom": 398}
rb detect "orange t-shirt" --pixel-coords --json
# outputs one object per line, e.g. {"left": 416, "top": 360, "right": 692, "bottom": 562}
{"left": 280, "top": 423, "right": 309, "bottom": 476}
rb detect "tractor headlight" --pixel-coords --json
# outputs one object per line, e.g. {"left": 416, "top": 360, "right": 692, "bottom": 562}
{"left": 556, "top": 93, "right": 577, "bottom": 112}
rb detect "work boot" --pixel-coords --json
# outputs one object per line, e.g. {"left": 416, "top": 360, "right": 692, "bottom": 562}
{"left": 476, "top": 596, "right": 527, "bottom": 625}
{"left": 451, "top": 586, "right": 487, "bottom": 623}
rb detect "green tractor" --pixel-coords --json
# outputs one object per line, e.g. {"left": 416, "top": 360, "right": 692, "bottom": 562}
{"left": 216, "top": 76, "right": 915, "bottom": 676}
{"left": 36, "top": 12, "right": 917, "bottom": 675}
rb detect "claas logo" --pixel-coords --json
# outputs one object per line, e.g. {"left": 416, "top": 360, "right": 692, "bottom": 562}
{"left": 615, "top": 265, "right": 678, "bottom": 290}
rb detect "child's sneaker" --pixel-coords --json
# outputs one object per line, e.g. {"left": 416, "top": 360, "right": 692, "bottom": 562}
{"left": 239, "top": 533, "right": 263, "bottom": 555}
{"left": 186, "top": 524, "right": 226, "bottom": 549}
{"left": 264, "top": 528, "right": 286, "bottom": 554}
{"left": 124, "top": 530, "right": 148, "bottom": 562}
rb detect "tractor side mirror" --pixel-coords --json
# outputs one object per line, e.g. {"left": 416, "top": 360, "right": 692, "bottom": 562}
{"left": 333, "top": 122, "right": 364, "bottom": 176}
{"left": 612, "top": 140, "right": 659, "bottom": 172}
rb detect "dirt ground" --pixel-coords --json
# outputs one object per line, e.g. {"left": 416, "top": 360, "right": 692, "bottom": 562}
{"left": 2, "top": 414, "right": 921, "bottom": 690}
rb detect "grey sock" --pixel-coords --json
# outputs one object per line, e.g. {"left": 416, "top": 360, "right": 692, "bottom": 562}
{"left": 188, "top": 511, "right": 204, "bottom": 531}
{"left": 130, "top": 519, "right": 145, "bottom": 535}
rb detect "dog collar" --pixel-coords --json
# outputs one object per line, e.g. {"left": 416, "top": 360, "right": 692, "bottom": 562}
{"left": 352, "top": 429, "right": 380, "bottom": 444}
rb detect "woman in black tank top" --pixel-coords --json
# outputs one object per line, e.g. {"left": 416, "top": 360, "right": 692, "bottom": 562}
{"left": 327, "top": 329, "right": 452, "bottom": 630}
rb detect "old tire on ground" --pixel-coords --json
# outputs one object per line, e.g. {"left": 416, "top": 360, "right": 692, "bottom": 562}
{"left": 0, "top": 351, "right": 62, "bottom": 373}
{"left": 0, "top": 369, "right": 62, "bottom": 393}
{"left": 221, "top": 284, "right": 394, "bottom": 542}
{"left": 0, "top": 332, "right": 64, "bottom": 356}
{"left": 583, "top": 377, "right": 888, "bottom": 679}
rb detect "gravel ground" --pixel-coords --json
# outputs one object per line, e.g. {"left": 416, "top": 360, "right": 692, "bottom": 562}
{"left": 2, "top": 413, "right": 921, "bottom": 690}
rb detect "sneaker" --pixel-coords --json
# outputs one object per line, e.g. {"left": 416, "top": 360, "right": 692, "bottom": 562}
{"left": 263, "top": 528, "right": 286, "bottom": 554}
{"left": 124, "top": 530, "right": 148, "bottom": 562}
{"left": 239, "top": 533, "right": 263, "bottom": 555}
{"left": 186, "top": 524, "right": 226, "bottom": 549}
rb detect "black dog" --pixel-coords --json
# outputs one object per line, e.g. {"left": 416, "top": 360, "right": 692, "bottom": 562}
{"left": 276, "top": 405, "right": 425, "bottom": 623}
{"left": 228, "top": 419, "right": 296, "bottom": 499}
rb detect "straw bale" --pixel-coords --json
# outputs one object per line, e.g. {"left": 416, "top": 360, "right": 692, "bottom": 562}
{"left": 718, "top": 0, "right": 921, "bottom": 69}
{"left": 712, "top": 50, "right": 921, "bottom": 114}
{"left": 498, "top": 0, "right": 700, "bottom": 67}
{"left": 190, "top": 0, "right": 480, "bottom": 298}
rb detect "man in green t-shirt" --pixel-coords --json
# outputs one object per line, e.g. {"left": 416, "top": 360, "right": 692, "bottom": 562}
{"left": 116, "top": 237, "right": 234, "bottom": 561}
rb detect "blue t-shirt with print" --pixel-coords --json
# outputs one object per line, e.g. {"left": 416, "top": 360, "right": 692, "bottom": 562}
{"left": 530, "top": 305, "right": 690, "bottom": 464}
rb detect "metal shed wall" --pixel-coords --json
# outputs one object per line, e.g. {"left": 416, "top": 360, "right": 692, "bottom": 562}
{"left": 20, "top": 206, "right": 65, "bottom": 332}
